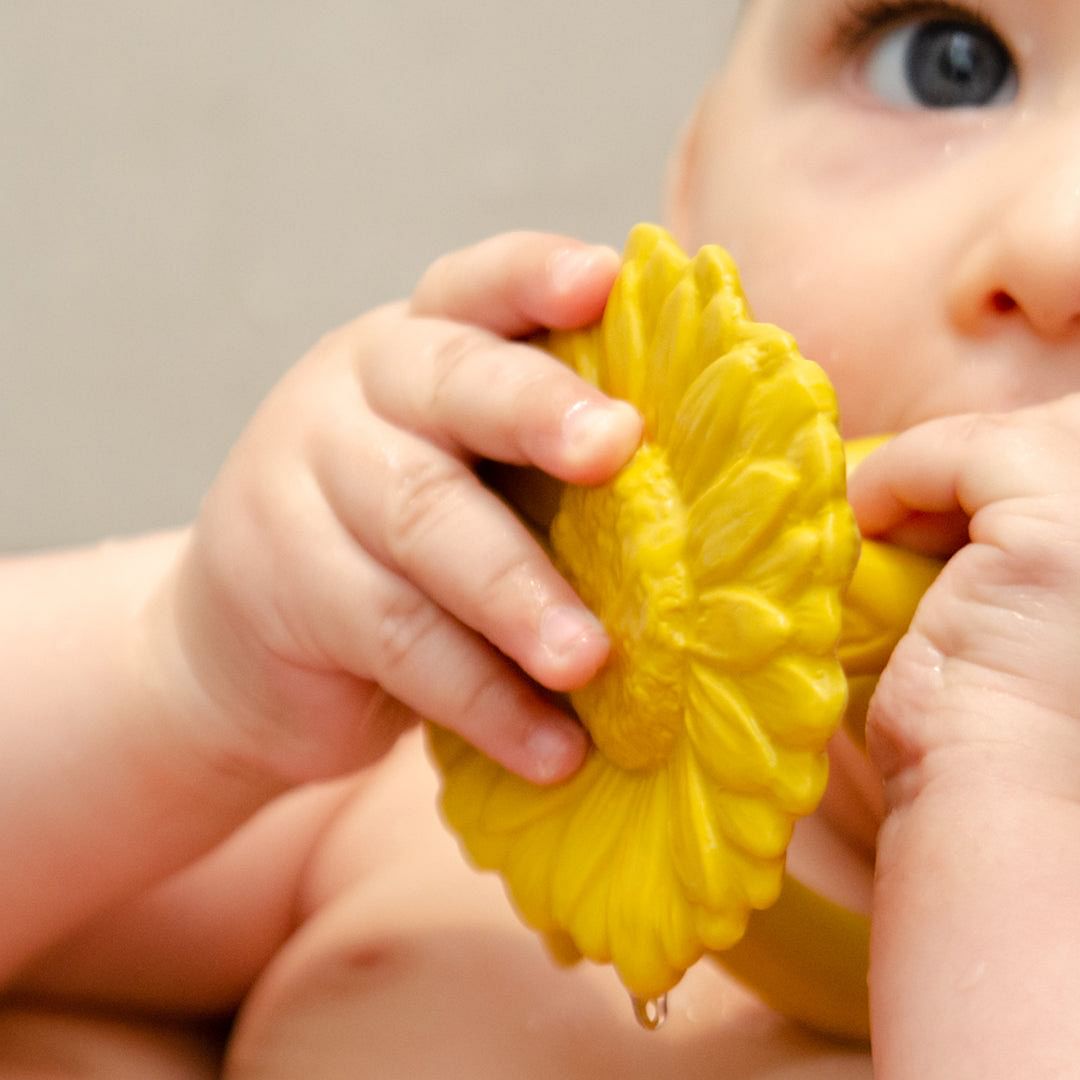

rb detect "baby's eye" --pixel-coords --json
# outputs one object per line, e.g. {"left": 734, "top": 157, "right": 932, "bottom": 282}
{"left": 865, "top": 17, "right": 1017, "bottom": 108}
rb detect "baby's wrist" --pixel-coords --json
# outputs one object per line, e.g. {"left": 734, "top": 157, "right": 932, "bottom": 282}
{"left": 126, "top": 533, "right": 288, "bottom": 817}
{"left": 0, "top": 528, "right": 286, "bottom": 971}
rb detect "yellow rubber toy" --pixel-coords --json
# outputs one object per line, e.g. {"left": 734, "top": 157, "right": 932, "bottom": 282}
{"left": 428, "top": 225, "right": 942, "bottom": 1041}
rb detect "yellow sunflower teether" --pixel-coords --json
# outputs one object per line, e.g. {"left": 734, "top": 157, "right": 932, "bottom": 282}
{"left": 708, "top": 437, "right": 941, "bottom": 1039}
{"left": 428, "top": 224, "right": 880, "bottom": 1029}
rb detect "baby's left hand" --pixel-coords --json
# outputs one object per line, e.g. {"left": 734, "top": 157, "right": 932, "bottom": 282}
{"left": 847, "top": 393, "right": 1080, "bottom": 1079}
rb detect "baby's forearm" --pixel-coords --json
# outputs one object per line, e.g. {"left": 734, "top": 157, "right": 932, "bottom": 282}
{"left": 0, "top": 531, "right": 278, "bottom": 986}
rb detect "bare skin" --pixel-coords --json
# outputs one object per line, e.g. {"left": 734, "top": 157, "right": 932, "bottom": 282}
{"left": 6, "top": 733, "right": 872, "bottom": 1080}
{"left": 6, "top": 1, "right": 1080, "bottom": 1075}
{"left": 675, "top": 3, "right": 1080, "bottom": 1071}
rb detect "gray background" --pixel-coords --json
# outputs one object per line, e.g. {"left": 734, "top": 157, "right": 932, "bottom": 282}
{"left": 2, "top": 2, "right": 738, "bottom": 551}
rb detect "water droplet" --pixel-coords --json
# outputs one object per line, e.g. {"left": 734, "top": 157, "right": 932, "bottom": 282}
{"left": 631, "top": 993, "right": 668, "bottom": 1031}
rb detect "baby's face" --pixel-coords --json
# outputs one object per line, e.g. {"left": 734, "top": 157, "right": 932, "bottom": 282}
{"left": 671, "top": 0, "right": 1080, "bottom": 436}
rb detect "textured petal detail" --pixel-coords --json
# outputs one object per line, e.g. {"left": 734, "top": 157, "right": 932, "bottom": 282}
{"left": 480, "top": 755, "right": 588, "bottom": 834}
{"left": 668, "top": 740, "right": 747, "bottom": 911}
{"left": 787, "top": 414, "right": 848, "bottom": 515}
{"left": 767, "top": 748, "right": 831, "bottom": 817}
{"left": 599, "top": 275, "right": 644, "bottom": 404}
{"left": 684, "top": 665, "right": 778, "bottom": 790}
{"left": 549, "top": 758, "right": 635, "bottom": 943}
{"left": 788, "top": 587, "right": 844, "bottom": 654}
{"left": 430, "top": 224, "right": 871, "bottom": 1002}
{"left": 694, "top": 904, "right": 753, "bottom": 953}
{"left": 685, "top": 459, "right": 801, "bottom": 587}
{"left": 605, "top": 771, "right": 689, "bottom": 996}
{"left": 636, "top": 229, "right": 692, "bottom": 340}
{"left": 733, "top": 370, "right": 828, "bottom": 464}
{"left": 739, "top": 655, "right": 850, "bottom": 750}
{"left": 739, "top": 523, "right": 821, "bottom": 600}
{"left": 713, "top": 790, "right": 795, "bottom": 861}
{"left": 500, "top": 804, "right": 574, "bottom": 930}
{"left": 656, "top": 878, "right": 702, "bottom": 975}
{"left": 641, "top": 278, "right": 703, "bottom": 440}
{"left": 689, "top": 587, "right": 792, "bottom": 668}
{"left": 728, "top": 849, "right": 786, "bottom": 910}
{"left": 665, "top": 350, "right": 758, "bottom": 499}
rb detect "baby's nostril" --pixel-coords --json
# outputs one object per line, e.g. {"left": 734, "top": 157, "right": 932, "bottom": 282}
{"left": 990, "top": 290, "right": 1018, "bottom": 314}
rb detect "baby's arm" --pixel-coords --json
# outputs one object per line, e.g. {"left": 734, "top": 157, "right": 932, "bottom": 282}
{"left": 0, "top": 233, "right": 641, "bottom": 994}
{"left": 0, "top": 530, "right": 262, "bottom": 986}
{"left": 849, "top": 399, "right": 1080, "bottom": 1078}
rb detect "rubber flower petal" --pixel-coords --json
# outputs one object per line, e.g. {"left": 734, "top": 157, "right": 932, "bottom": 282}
{"left": 429, "top": 224, "right": 860, "bottom": 1001}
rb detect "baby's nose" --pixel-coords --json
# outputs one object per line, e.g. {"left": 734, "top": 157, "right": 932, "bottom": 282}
{"left": 947, "top": 132, "right": 1080, "bottom": 340}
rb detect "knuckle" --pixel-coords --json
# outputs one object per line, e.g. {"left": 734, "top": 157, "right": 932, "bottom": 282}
{"left": 432, "top": 332, "right": 571, "bottom": 428}
{"left": 369, "top": 584, "right": 441, "bottom": 681}
{"left": 448, "top": 665, "right": 517, "bottom": 732}
{"left": 511, "top": 365, "right": 578, "bottom": 421}
{"left": 475, "top": 550, "right": 535, "bottom": 617}
{"left": 507, "top": 355, "right": 563, "bottom": 399}
{"left": 428, "top": 328, "right": 492, "bottom": 408}
{"left": 384, "top": 456, "right": 467, "bottom": 563}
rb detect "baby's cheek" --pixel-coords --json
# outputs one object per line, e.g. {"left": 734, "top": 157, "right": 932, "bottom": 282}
{"left": 686, "top": 173, "right": 944, "bottom": 434}
{"left": 732, "top": 283, "right": 883, "bottom": 435}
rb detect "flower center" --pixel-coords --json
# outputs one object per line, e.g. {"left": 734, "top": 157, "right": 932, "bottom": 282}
{"left": 550, "top": 443, "right": 692, "bottom": 771}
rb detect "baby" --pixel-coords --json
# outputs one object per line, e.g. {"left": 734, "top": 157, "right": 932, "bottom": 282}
{"left": 4, "top": 1, "right": 1080, "bottom": 1076}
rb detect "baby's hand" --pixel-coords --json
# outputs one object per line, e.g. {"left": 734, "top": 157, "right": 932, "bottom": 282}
{"left": 170, "top": 233, "right": 641, "bottom": 788}
{"left": 847, "top": 395, "right": 1080, "bottom": 1078}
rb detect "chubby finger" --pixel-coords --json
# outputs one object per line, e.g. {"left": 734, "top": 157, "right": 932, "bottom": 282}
{"left": 359, "top": 313, "right": 642, "bottom": 486}
{"left": 308, "top": 535, "right": 590, "bottom": 784}
{"left": 848, "top": 403, "right": 1080, "bottom": 540}
{"left": 409, "top": 232, "right": 621, "bottom": 338}
{"left": 314, "top": 404, "right": 612, "bottom": 695}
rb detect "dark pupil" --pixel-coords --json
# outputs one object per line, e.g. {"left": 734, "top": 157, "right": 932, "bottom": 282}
{"left": 906, "top": 21, "right": 1010, "bottom": 107}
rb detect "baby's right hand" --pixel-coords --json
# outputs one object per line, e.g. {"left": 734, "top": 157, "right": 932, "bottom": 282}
{"left": 168, "top": 233, "right": 642, "bottom": 790}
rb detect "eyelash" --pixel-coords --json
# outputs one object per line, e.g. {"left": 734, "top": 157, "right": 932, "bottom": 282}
{"left": 832, "top": 0, "right": 1002, "bottom": 54}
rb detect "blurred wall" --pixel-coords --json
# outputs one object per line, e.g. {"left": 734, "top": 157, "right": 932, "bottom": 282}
{"left": 1, "top": 1, "right": 738, "bottom": 550}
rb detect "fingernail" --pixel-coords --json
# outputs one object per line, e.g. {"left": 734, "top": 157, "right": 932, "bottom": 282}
{"left": 562, "top": 399, "right": 641, "bottom": 460}
{"left": 548, "top": 245, "right": 619, "bottom": 295}
{"left": 527, "top": 720, "right": 587, "bottom": 783}
{"left": 539, "top": 603, "right": 608, "bottom": 659}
